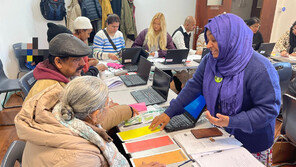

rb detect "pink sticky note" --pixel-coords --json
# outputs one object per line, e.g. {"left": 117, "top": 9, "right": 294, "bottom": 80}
{"left": 129, "top": 102, "right": 147, "bottom": 112}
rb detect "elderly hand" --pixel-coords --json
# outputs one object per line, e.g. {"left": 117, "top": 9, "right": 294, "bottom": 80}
{"left": 108, "top": 53, "right": 119, "bottom": 60}
{"left": 96, "top": 64, "right": 108, "bottom": 71}
{"left": 139, "top": 162, "right": 166, "bottom": 167}
{"left": 149, "top": 113, "right": 170, "bottom": 130}
{"left": 205, "top": 110, "right": 229, "bottom": 127}
{"left": 149, "top": 52, "right": 155, "bottom": 57}
{"left": 88, "top": 58, "right": 99, "bottom": 66}
{"left": 280, "top": 51, "right": 289, "bottom": 57}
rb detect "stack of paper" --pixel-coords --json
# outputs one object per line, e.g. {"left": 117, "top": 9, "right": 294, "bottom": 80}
{"left": 104, "top": 76, "right": 123, "bottom": 88}
{"left": 191, "top": 147, "right": 265, "bottom": 167}
{"left": 173, "top": 132, "right": 242, "bottom": 155}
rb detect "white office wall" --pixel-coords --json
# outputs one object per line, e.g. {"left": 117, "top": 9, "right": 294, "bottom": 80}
{"left": 270, "top": 0, "right": 296, "bottom": 43}
{"left": 230, "top": 0, "right": 253, "bottom": 20}
{"left": 133, "top": 0, "right": 196, "bottom": 47}
{"left": 0, "top": 0, "right": 195, "bottom": 78}
{"left": 0, "top": 0, "right": 70, "bottom": 78}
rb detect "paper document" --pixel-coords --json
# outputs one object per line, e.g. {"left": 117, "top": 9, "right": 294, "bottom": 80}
{"left": 131, "top": 149, "right": 189, "bottom": 167}
{"left": 104, "top": 76, "right": 123, "bottom": 88}
{"left": 187, "top": 54, "right": 202, "bottom": 61}
{"left": 173, "top": 132, "right": 242, "bottom": 155}
{"left": 123, "top": 135, "right": 175, "bottom": 153}
{"left": 192, "top": 147, "right": 264, "bottom": 167}
{"left": 117, "top": 125, "right": 160, "bottom": 141}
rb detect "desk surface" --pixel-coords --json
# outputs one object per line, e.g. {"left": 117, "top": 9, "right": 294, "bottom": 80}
{"left": 270, "top": 55, "right": 296, "bottom": 64}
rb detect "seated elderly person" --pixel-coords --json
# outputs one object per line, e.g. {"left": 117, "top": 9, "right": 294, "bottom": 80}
{"left": 27, "top": 33, "right": 135, "bottom": 131}
{"left": 15, "top": 76, "right": 164, "bottom": 167}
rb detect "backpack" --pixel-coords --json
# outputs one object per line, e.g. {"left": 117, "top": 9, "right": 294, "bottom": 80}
{"left": 40, "top": 0, "right": 66, "bottom": 21}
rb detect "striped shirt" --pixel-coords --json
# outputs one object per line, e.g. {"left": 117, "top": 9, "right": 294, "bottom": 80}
{"left": 93, "top": 29, "right": 125, "bottom": 60}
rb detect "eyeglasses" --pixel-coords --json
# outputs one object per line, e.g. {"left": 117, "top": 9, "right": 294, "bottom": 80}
{"left": 251, "top": 25, "right": 260, "bottom": 29}
{"left": 292, "top": 27, "right": 296, "bottom": 31}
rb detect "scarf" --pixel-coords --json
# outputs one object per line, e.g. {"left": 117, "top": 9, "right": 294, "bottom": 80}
{"left": 203, "top": 13, "right": 253, "bottom": 116}
{"left": 52, "top": 103, "right": 129, "bottom": 167}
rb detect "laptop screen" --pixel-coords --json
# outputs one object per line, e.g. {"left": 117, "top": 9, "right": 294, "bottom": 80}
{"left": 165, "top": 49, "right": 189, "bottom": 64}
{"left": 152, "top": 68, "right": 171, "bottom": 99}
{"left": 137, "top": 56, "right": 152, "bottom": 81}
{"left": 257, "top": 43, "right": 275, "bottom": 57}
{"left": 121, "top": 48, "right": 142, "bottom": 64}
{"left": 184, "top": 95, "right": 206, "bottom": 120}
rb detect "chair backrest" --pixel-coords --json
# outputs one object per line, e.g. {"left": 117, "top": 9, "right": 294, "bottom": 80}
{"left": 282, "top": 94, "right": 296, "bottom": 144}
{"left": 0, "top": 140, "right": 26, "bottom": 167}
{"left": 13, "top": 43, "right": 30, "bottom": 72}
{"left": 273, "top": 62, "right": 292, "bottom": 94}
{"left": 19, "top": 70, "right": 36, "bottom": 98}
{"left": 0, "top": 59, "right": 9, "bottom": 82}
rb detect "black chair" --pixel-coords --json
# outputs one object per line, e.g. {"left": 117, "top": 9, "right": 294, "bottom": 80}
{"left": 13, "top": 43, "right": 30, "bottom": 78}
{"left": 19, "top": 71, "right": 36, "bottom": 98}
{"left": 273, "top": 62, "right": 293, "bottom": 94}
{"left": 0, "top": 59, "right": 23, "bottom": 109}
{"left": 280, "top": 94, "right": 296, "bottom": 145}
{"left": 0, "top": 140, "right": 26, "bottom": 167}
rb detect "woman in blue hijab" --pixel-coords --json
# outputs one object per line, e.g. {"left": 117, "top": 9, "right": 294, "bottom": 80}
{"left": 150, "top": 14, "right": 281, "bottom": 165}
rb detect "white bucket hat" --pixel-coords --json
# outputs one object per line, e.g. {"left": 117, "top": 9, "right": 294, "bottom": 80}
{"left": 73, "top": 16, "right": 93, "bottom": 30}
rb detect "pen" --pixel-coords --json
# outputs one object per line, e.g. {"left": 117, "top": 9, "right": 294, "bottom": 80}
{"left": 200, "top": 150, "right": 223, "bottom": 157}
{"left": 178, "top": 159, "right": 193, "bottom": 167}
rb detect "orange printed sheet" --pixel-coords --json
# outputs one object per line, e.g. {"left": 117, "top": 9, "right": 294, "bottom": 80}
{"left": 131, "top": 149, "right": 188, "bottom": 167}
{"left": 123, "top": 135, "right": 174, "bottom": 153}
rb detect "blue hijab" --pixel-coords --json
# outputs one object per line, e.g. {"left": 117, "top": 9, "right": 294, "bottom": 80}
{"left": 203, "top": 14, "right": 253, "bottom": 116}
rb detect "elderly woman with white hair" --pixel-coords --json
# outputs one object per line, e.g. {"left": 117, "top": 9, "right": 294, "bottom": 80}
{"left": 15, "top": 76, "right": 164, "bottom": 167}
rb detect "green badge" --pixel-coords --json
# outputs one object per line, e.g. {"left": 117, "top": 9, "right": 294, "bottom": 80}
{"left": 215, "top": 76, "right": 223, "bottom": 83}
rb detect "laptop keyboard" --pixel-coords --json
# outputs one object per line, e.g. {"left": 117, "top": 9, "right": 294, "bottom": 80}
{"left": 120, "top": 75, "right": 145, "bottom": 86}
{"left": 132, "top": 88, "right": 164, "bottom": 105}
{"left": 165, "top": 114, "right": 194, "bottom": 132}
{"left": 123, "top": 65, "right": 138, "bottom": 72}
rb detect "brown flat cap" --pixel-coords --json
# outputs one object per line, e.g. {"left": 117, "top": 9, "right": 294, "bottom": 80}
{"left": 49, "top": 33, "right": 92, "bottom": 57}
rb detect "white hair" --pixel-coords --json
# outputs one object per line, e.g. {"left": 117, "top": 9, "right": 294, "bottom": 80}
{"left": 59, "top": 76, "right": 109, "bottom": 120}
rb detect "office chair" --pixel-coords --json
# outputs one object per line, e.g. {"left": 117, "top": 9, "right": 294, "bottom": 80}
{"left": 13, "top": 43, "right": 30, "bottom": 78}
{"left": 272, "top": 94, "right": 296, "bottom": 166}
{"left": 273, "top": 62, "right": 293, "bottom": 94}
{"left": 0, "top": 140, "right": 26, "bottom": 167}
{"left": 19, "top": 70, "right": 36, "bottom": 98}
{"left": 0, "top": 59, "right": 23, "bottom": 109}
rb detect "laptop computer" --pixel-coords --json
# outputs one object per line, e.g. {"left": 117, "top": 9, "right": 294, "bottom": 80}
{"left": 257, "top": 43, "right": 275, "bottom": 57}
{"left": 194, "top": 48, "right": 210, "bottom": 63}
{"left": 120, "top": 48, "right": 142, "bottom": 72}
{"left": 163, "top": 49, "right": 189, "bottom": 64}
{"left": 164, "top": 95, "right": 206, "bottom": 132}
{"left": 130, "top": 67, "right": 171, "bottom": 106}
{"left": 119, "top": 56, "right": 152, "bottom": 87}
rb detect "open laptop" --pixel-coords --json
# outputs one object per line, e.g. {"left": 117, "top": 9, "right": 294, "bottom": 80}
{"left": 194, "top": 48, "right": 210, "bottom": 63}
{"left": 130, "top": 67, "right": 171, "bottom": 106}
{"left": 163, "top": 49, "right": 189, "bottom": 64}
{"left": 164, "top": 95, "right": 206, "bottom": 132}
{"left": 120, "top": 48, "right": 142, "bottom": 72}
{"left": 257, "top": 43, "right": 275, "bottom": 57}
{"left": 119, "top": 56, "right": 152, "bottom": 87}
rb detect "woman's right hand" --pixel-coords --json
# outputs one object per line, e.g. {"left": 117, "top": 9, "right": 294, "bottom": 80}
{"left": 108, "top": 53, "right": 119, "bottom": 60}
{"left": 139, "top": 162, "right": 166, "bottom": 167}
{"left": 149, "top": 113, "right": 170, "bottom": 130}
{"left": 280, "top": 50, "right": 289, "bottom": 57}
{"left": 149, "top": 52, "right": 155, "bottom": 57}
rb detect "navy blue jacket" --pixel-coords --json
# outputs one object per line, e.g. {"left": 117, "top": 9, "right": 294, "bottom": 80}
{"left": 165, "top": 51, "right": 281, "bottom": 153}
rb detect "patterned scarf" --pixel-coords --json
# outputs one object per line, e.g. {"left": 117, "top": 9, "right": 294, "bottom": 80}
{"left": 52, "top": 103, "right": 129, "bottom": 167}
{"left": 203, "top": 14, "right": 253, "bottom": 116}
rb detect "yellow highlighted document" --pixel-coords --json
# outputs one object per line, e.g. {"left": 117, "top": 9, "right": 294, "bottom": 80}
{"left": 117, "top": 125, "right": 160, "bottom": 141}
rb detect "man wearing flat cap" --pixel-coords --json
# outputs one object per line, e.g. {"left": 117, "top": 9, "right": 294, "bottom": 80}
{"left": 26, "top": 33, "right": 89, "bottom": 100}
{"left": 26, "top": 33, "right": 135, "bottom": 131}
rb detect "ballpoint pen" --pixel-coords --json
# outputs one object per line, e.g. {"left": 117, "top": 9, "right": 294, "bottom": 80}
{"left": 200, "top": 150, "right": 223, "bottom": 157}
